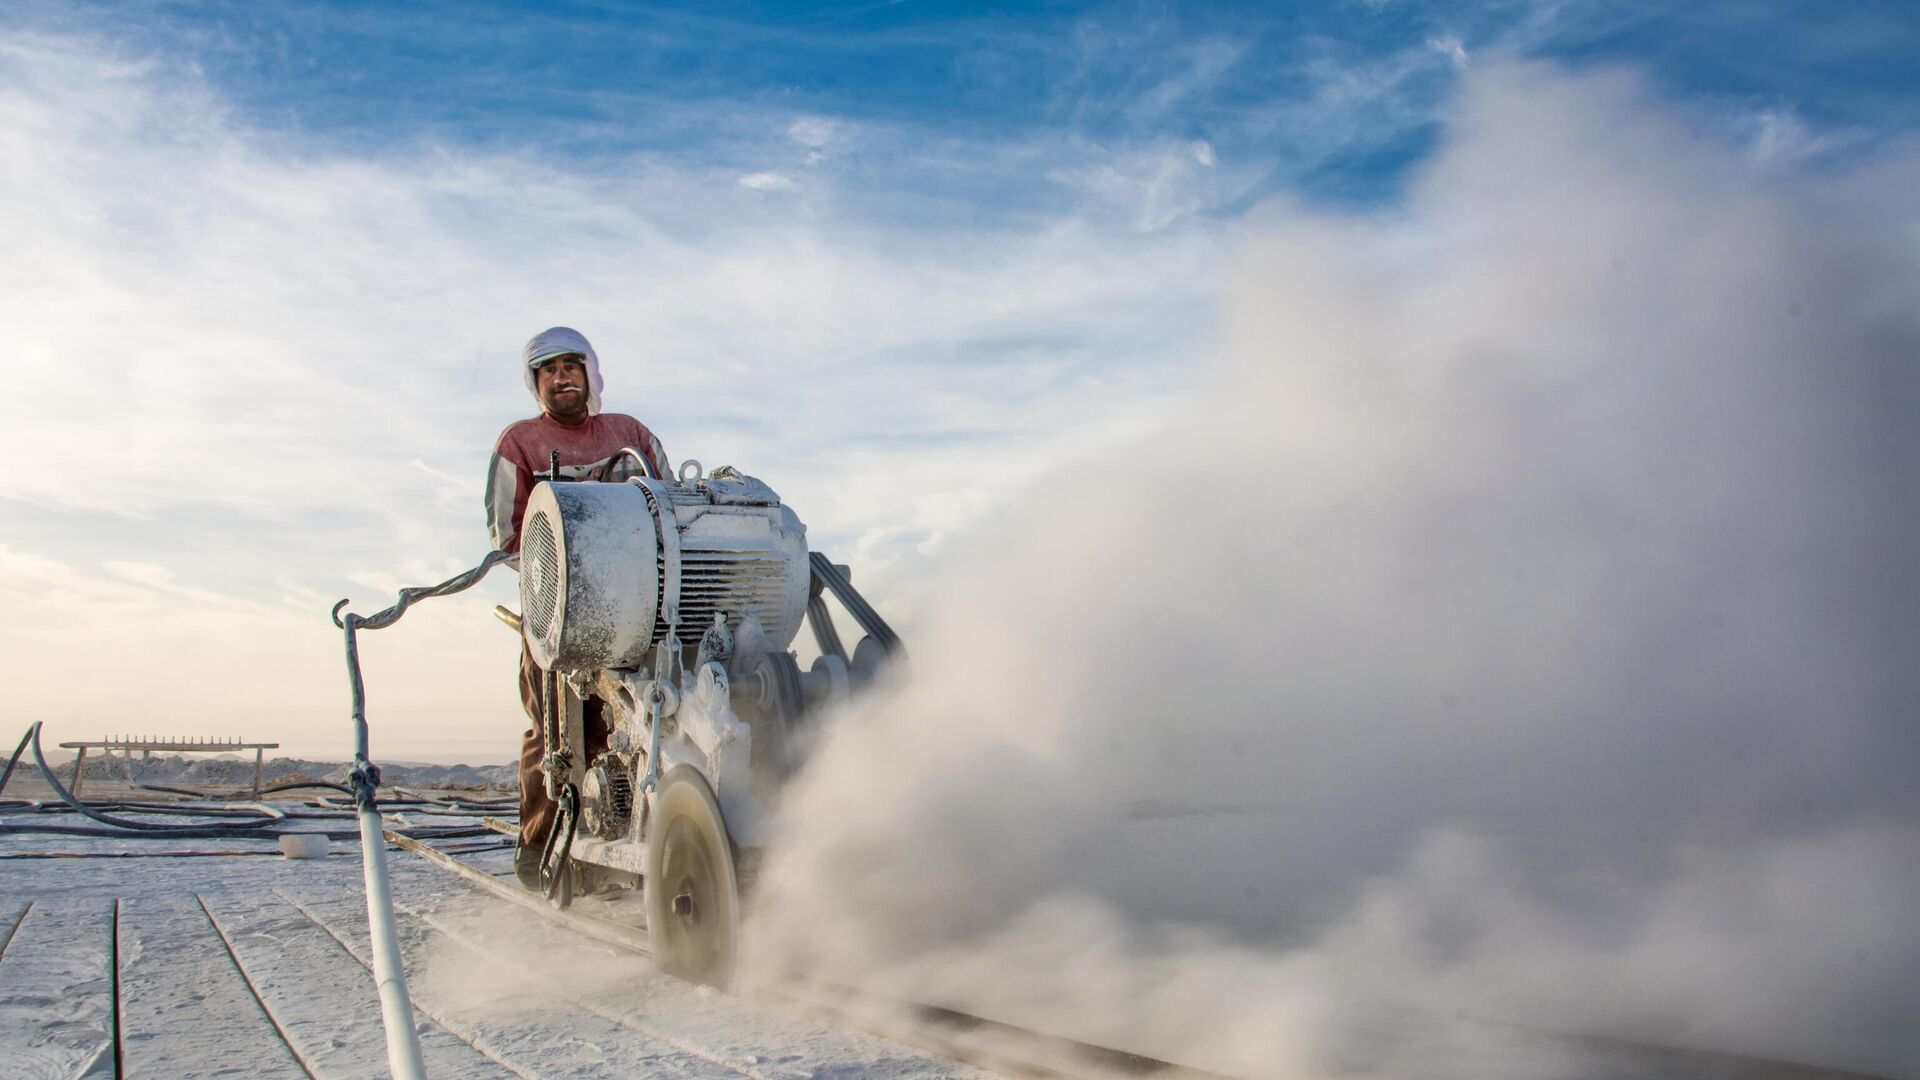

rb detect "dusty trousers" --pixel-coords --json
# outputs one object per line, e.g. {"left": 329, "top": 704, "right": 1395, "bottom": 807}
{"left": 517, "top": 642, "right": 610, "bottom": 849}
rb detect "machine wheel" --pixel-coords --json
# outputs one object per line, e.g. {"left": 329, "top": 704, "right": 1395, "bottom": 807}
{"left": 645, "top": 766, "right": 739, "bottom": 988}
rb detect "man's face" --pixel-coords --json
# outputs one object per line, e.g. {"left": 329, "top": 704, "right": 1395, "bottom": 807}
{"left": 534, "top": 355, "right": 590, "bottom": 421}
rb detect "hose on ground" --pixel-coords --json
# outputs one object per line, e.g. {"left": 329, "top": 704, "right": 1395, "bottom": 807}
{"left": 0, "top": 821, "right": 502, "bottom": 842}
{"left": 263, "top": 779, "right": 356, "bottom": 795}
{"left": 140, "top": 779, "right": 359, "bottom": 799}
{"left": 4, "top": 800, "right": 282, "bottom": 819}
{"left": 21, "top": 722, "right": 278, "bottom": 833}
{"left": 0, "top": 725, "right": 30, "bottom": 799}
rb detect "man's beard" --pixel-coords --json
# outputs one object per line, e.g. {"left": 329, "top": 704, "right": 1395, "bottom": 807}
{"left": 542, "top": 387, "right": 588, "bottom": 421}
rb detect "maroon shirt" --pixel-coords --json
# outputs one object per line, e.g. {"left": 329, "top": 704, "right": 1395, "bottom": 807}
{"left": 485, "top": 413, "right": 669, "bottom": 554}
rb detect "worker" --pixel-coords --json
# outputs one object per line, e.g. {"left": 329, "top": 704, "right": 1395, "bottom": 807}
{"left": 486, "top": 326, "right": 670, "bottom": 889}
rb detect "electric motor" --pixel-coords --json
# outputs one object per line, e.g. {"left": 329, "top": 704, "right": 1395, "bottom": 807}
{"left": 520, "top": 473, "right": 810, "bottom": 672}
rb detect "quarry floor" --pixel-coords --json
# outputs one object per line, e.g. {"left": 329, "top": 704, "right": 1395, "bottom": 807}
{"left": 0, "top": 781, "right": 990, "bottom": 1080}
{"left": 2, "top": 778, "right": 1900, "bottom": 1080}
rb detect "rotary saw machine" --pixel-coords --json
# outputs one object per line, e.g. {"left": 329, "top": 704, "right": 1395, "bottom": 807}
{"left": 506, "top": 461, "right": 902, "bottom": 988}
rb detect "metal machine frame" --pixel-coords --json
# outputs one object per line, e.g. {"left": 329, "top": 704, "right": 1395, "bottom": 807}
{"left": 516, "top": 471, "right": 903, "bottom": 988}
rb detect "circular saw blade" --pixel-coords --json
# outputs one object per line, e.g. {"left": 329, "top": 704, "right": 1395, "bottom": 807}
{"left": 646, "top": 765, "right": 740, "bottom": 988}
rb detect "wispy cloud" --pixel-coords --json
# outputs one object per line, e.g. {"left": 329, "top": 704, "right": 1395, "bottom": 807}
{"left": 786, "top": 116, "right": 836, "bottom": 148}
{"left": 737, "top": 170, "right": 799, "bottom": 191}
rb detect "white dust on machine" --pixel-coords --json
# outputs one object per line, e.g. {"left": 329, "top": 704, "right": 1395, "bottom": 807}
{"left": 518, "top": 464, "right": 895, "bottom": 984}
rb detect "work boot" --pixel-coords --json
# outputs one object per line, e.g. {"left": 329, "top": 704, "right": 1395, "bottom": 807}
{"left": 514, "top": 842, "right": 542, "bottom": 891}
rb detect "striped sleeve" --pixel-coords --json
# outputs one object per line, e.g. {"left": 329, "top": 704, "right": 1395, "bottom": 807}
{"left": 646, "top": 431, "right": 669, "bottom": 480}
{"left": 484, "top": 450, "right": 524, "bottom": 555}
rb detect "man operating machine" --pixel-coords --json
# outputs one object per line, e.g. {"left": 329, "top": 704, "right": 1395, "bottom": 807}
{"left": 483, "top": 325, "right": 903, "bottom": 986}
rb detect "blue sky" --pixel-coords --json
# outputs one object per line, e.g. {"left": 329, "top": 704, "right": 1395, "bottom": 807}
{"left": 27, "top": 1, "right": 1920, "bottom": 209}
{"left": 1, "top": 1, "right": 1915, "bottom": 761}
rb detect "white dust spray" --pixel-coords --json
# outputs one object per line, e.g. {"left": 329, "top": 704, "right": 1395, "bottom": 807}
{"left": 744, "top": 63, "right": 1920, "bottom": 1079}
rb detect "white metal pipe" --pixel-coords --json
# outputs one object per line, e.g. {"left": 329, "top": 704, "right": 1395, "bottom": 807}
{"left": 358, "top": 807, "right": 429, "bottom": 1080}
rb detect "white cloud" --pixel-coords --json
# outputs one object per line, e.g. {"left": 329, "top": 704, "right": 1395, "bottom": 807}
{"left": 1736, "top": 104, "right": 1870, "bottom": 169}
{"left": 1132, "top": 38, "right": 1246, "bottom": 121}
{"left": 0, "top": 27, "right": 1219, "bottom": 760}
{"left": 1045, "top": 137, "right": 1264, "bottom": 231}
{"left": 786, "top": 116, "right": 836, "bottom": 148}
{"left": 737, "top": 170, "right": 798, "bottom": 191}
{"left": 1428, "top": 33, "right": 1470, "bottom": 68}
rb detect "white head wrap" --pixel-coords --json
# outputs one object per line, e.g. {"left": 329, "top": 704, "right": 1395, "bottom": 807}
{"left": 521, "top": 326, "right": 604, "bottom": 416}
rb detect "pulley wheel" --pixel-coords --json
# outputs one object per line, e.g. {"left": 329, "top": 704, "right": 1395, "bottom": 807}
{"left": 756, "top": 650, "right": 806, "bottom": 726}
{"left": 745, "top": 651, "right": 804, "bottom": 787}
{"left": 645, "top": 765, "right": 739, "bottom": 988}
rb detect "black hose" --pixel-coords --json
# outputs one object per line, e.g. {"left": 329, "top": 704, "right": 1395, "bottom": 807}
{"left": 0, "top": 798, "right": 381, "bottom": 821}
{"left": 0, "top": 822, "right": 501, "bottom": 842}
{"left": 0, "top": 824, "right": 294, "bottom": 840}
{"left": 23, "top": 723, "right": 278, "bottom": 833}
{"left": 388, "top": 787, "right": 446, "bottom": 804}
{"left": 385, "top": 789, "right": 515, "bottom": 809}
{"left": 0, "top": 725, "right": 31, "bottom": 798}
{"left": 375, "top": 804, "right": 515, "bottom": 818}
{"left": 0, "top": 849, "right": 306, "bottom": 860}
{"left": 0, "top": 801, "right": 321, "bottom": 821}
{"left": 13, "top": 801, "right": 280, "bottom": 819}
{"left": 261, "top": 780, "right": 355, "bottom": 796}
{"left": 133, "top": 782, "right": 223, "bottom": 799}
{"left": 130, "top": 779, "right": 357, "bottom": 801}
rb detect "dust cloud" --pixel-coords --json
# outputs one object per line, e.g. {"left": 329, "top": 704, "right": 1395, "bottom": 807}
{"left": 743, "top": 63, "right": 1920, "bottom": 1079}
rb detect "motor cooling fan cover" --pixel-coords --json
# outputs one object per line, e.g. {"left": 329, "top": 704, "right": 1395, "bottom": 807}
{"left": 520, "top": 481, "right": 661, "bottom": 671}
